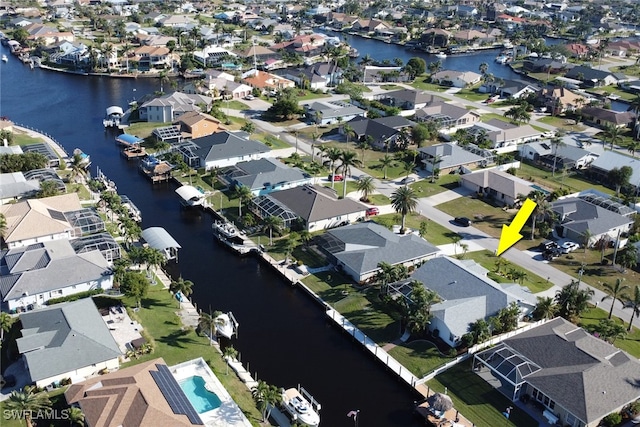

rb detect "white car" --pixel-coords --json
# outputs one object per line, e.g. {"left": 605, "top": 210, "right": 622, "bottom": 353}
{"left": 560, "top": 241, "right": 580, "bottom": 253}
{"left": 244, "top": 94, "right": 255, "bottom": 100}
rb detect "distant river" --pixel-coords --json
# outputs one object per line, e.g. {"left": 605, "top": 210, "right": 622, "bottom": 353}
{"left": 0, "top": 48, "right": 425, "bottom": 426}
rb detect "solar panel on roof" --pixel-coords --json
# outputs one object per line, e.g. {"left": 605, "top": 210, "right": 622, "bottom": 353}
{"left": 155, "top": 126, "right": 182, "bottom": 139}
{"left": 150, "top": 364, "right": 203, "bottom": 425}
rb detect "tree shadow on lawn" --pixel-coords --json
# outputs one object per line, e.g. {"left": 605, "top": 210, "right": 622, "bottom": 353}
{"left": 346, "top": 307, "right": 402, "bottom": 343}
{"left": 156, "top": 329, "right": 202, "bottom": 349}
{"left": 141, "top": 297, "right": 172, "bottom": 309}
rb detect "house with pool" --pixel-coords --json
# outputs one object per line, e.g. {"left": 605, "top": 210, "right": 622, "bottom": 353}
{"left": 65, "top": 357, "right": 252, "bottom": 427}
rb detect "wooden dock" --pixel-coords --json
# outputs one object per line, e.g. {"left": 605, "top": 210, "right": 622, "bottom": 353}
{"left": 121, "top": 146, "right": 146, "bottom": 160}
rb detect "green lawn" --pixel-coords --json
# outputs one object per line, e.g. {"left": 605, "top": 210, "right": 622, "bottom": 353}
{"left": 578, "top": 306, "right": 640, "bottom": 358}
{"left": 224, "top": 100, "right": 249, "bottom": 110}
{"left": 455, "top": 88, "right": 490, "bottom": 102}
{"left": 388, "top": 341, "right": 454, "bottom": 378}
{"left": 120, "top": 287, "right": 264, "bottom": 425}
{"left": 252, "top": 132, "right": 292, "bottom": 150}
{"left": 409, "top": 78, "right": 449, "bottom": 93}
{"left": 126, "top": 121, "right": 171, "bottom": 139}
{"left": 409, "top": 174, "right": 460, "bottom": 197}
{"left": 427, "top": 360, "right": 538, "bottom": 427}
{"left": 465, "top": 250, "right": 553, "bottom": 293}
{"left": 11, "top": 131, "right": 44, "bottom": 146}
{"left": 537, "top": 116, "right": 587, "bottom": 132}
{"left": 333, "top": 290, "right": 402, "bottom": 344}
{"left": 516, "top": 162, "right": 614, "bottom": 195}
{"left": 479, "top": 113, "right": 512, "bottom": 124}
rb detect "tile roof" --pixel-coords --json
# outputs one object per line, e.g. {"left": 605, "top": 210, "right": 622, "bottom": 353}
{"left": 17, "top": 298, "right": 121, "bottom": 382}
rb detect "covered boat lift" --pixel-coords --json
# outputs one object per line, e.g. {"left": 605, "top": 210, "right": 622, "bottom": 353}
{"left": 175, "top": 185, "right": 206, "bottom": 207}
{"left": 141, "top": 227, "right": 182, "bottom": 261}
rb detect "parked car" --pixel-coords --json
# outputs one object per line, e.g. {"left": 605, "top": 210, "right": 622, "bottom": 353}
{"left": 453, "top": 217, "right": 471, "bottom": 227}
{"left": 400, "top": 176, "right": 416, "bottom": 185}
{"left": 543, "top": 248, "right": 563, "bottom": 260}
{"left": 561, "top": 241, "right": 580, "bottom": 253}
{"left": 328, "top": 174, "right": 344, "bottom": 182}
{"left": 244, "top": 94, "right": 255, "bottom": 100}
{"left": 540, "top": 241, "right": 560, "bottom": 252}
{"left": 366, "top": 207, "right": 380, "bottom": 216}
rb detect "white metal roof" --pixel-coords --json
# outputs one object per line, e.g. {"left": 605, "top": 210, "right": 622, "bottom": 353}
{"left": 141, "top": 227, "right": 181, "bottom": 250}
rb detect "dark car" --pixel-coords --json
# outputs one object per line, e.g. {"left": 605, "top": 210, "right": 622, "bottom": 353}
{"left": 543, "top": 248, "right": 563, "bottom": 260}
{"left": 453, "top": 217, "right": 471, "bottom": 227}
{"left": 400, "top": 176, "right": 416, "bottom": 185}
{"left": 540, "top": 241, "right": 559, "bottom": 252}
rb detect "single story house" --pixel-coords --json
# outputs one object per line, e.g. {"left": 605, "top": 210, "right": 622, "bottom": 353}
{"left": 139, "top": 92, "right": 213, "bottom": 123}
{"left": 480, "top": 79, "right": 540, "bottom": 99}
{"left": 177, "top": 131, "right": 272, "bottom": 170}
{"left": 242, "top": 70, "right": 295, "bottom": 92}
{"left": 470, "top": 120, "right": 543, "bottom": 151}
{"left": 276, "top": 62, "right": 343, "bottom": 91}
{"left": 0, "top": 239, "right": 113, "bottom": 313}
{"left": 430, "top": 70, "right": 482, "bottom": 88}
{"left": 0, "top": 172, "right": 42, "bottom": 203}
{"left": 377, "top": 89, "right": 445, "bottom": 110}
{"left": 305, "top": 100, "right": 366, "bottom": 126}
{"left": 220, "top": 157, "right": 312, "bottom": 196}
{"left": 419, "top": 143, "right": 486, "bottom": 174}
{"left": 474, "top": 317, "right": 640, "bottom": 427}
{"left": 392, "top": 256, "right": 535, "bottom": 347}
{"left": 518, "top": 141, "right": 595, "bottom": 170}
{"left": 580, "top": 106, "right": 634, "bottom": 129}
{"left": 565, "top": 65, "right": 624, "bottom": 87}
{"left": 17, "top": 298, "right": 121, "bottom": 388}
{"left": 588, "top": 151, "right": 640, "bottom": 192}
{"left": 315, "top": 222, "right": 440, "bottom": 283}
{"left": 460, "top": 169, "right": 537, "bottom": 206}
{"left": 342, "top": 116, "right": 399, "bottom": 149}
{"left": 415, "top": 101, "right": 481, "bottom": 133}
{"left": 551, "top": 196, "right": 634, "bottom": 246}
{"left": 250, "top": 184, "right": 367, "bottom": 231}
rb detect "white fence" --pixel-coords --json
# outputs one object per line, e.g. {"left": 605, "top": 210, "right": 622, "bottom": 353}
{"left": 467, "top": 319, "right": 549, "bottom": 355}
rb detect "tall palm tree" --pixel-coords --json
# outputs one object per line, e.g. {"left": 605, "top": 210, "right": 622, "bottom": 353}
{"left": 468, "top": 318, "right": 491, "bottom": 344}
{"left": 0, "top": 312, "right": 15, "bottom": 343}
{"left": 625, "top": 285, "right": 640, "bottom": 331}
{"left": 68, "top": 152, "right": 89, "bottom": 183}
{"left": 378, "top": 154, "right": 395, "bottom": 180}
{"left": 142, "top": 246, "right": 165, "bottom": 276}
{"left": 235, "top": 184, "right": 253, "bottom": 218}
{"left": 550, "top": 131, "right": 566, "bottom": 177}
{"left": 532, "top": 296, "right": 558, "bottom": 320}
{"left": 356, "top": 138, "right": 370, "bottom": 165}
{"left": 391, "top": 186, "right": 418, "bottom": 234}
{"left": 601, "top": 278, "right": 630, "bottom": 320}
{"left": 376, "top": 262, "right": 396, "bottom": 296}
{"left": 526, "top": 190, "right": 551, "bottom": 240}
{"left": 628, "top": 141, "right": 640, "bottom": 158}
{"left": 169, "top": 276, "right": 194, "bottom": 298}
{"left": 323, "top": 147, "right": 342, "bottom": 189}
{"left": 342, "top": 123, "right": 355, "bottom": 143}
{"left": 0, "top": 212, "right": 6, "bottom": 249}
{"left": 251, "top": 380, "right": 280, "bottom": 422}
{"left": 338, "top": 150, "right": 362, "bottom": 199}
{"left": 602, "top": 123, "right": 623, "bottom": 150}
{"left": 4, "top": 386, "right": 52, "bottom": 427}
{"left": 356, "top": 176, "right": 375, "bottom": 202}
{"left": 428, "top": 155, "right": 442, "bottom": 183}
{"left": 262, "top": 215, "right": 283, "bottom": 246}
{"left": 68, "top": 406, "right": 85, "bottom": 427}
{"left": 223, "top": 345, "right": 238, "bottom": 375}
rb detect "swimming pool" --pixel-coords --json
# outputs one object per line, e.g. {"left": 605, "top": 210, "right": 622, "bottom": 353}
{"left": 179, "top": 375, "right": 222, "bottom": 413}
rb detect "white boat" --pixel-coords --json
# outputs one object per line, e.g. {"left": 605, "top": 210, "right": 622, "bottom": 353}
{"left": 103, "top": 105, "right": 124, "bottom": 128}
{"left": 212, "top": 220, "right": 240, "bottom": 239}
{"left": 214, "top": 312, "right": 237, "bottom": 339}
{"left": 435, "top": 52, "right": 447, "bottom": 59}
{"left": 1, "top": 54, "right": 7, "bottom": 62}
{"left": 281, "top": 386, "right": 320, "bottom": 427}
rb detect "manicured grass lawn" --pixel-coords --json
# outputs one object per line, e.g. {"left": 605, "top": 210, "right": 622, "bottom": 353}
{"left": 409, "top": 174, "right": 460, "bottom": 197}
{"left": 388, "top": 341, "right": 454, "bottom": 378}
{"left": 587, "top": 85, "right": 637, "bottom": 101}
{"left": 367, "top": 193, "right": 392, "bottom": 205}
{"left": 455, "top": 88, "right": 490, "bottom": 102}
{"left": 323, "top": 179, "right": 360, "bottom": 197}
{"left": 225, "top": 100, "right": 249, "bottom": 110}
{"left": 333, "top": 290, "right": 402, "bottom": 344}
{"left": 64, "top": 182, "right": 91, "bottom": 200}
{"left": 121, "top": 286, "right": 264, "bottom": 426}
{"left": 409, "top": 78, "right": 449, "bottom": 93}
{"left": 252, "top": 132, "right": 292, "bottom": 150}
{"left": 479, "top": 112, "right": 512, "bottom": 124}
{"left": 515, "top": 162, "right": 614, "bottom": 196}
{"left": 380, "top": 84, "right": 402, "bottom": 90}
{"left": 302, "top": 270, "right": 356, "bottom": 305}
{"left": 427, "top": 360, "right": 538, "bottom": 427}
{"left": 12, "top": 131, "right": 44, "bottom": 146}
{"left": 296, "top": 91, "right": 332, "bottom": 101}
{"left": 537, "top": 115, "right": 587, "bottom": 132}
{"left": 578, "top": 306, "right": 640, "bottom": 358}
{"left": 126, "top": 121, "right": 171, "bottom": 139}
{"left": 465, "top": 250, "right": 553, "bottom": 293}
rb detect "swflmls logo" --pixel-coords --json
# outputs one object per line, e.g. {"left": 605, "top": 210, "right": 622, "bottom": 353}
{"left": 3, "top": 409, "right": 71, "bottom": 420}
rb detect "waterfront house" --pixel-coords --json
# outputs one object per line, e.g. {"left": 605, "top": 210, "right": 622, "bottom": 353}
{"left": 172, "top": 111, "right": 225, "bottom": 140}
{"left": 564, "top": 65, "right": 623, "bottom": 87}
{"left": 65, "top": 358, "right": 210, "bottom": 427}
{"left": 220, "top": 157, "right": 312, "bottom": 196}
{"left": 0, "top": 171, "right": 42, "bottom": 203}
{"left": 415, "top": 101, "right": 481, "bottom": 133}
{"left": 551, "top": 195, "right": 634, "bottom": 245}
{"left": 0, "top": 193, "right": 104, "bottom": 249}
{"left": 131, "top": 45, "right": 171, "bottom": 70}
{"left": 275, "top": 62, "right": 343, "bottom": 91}
{"left": 178, "top": 131, "right": 271, "bottom": 170}
{"left": 158, "top": 14, "right": 195, "bottom": 28}
{"left": 192, "top": 45, "right": 237, "bottom": 68}
{"left": 304, "top": 100, "right": 366, "bottom": 126}
{"left": 430, "top": 70, "right": 482, "bottom": 88}
{"left": 579, "top": 106, "right": 634, "bottom": 129}
{"left": 351, "top": 18, "right": 391, "bottom": 34}
{"left": 419, "top": 143, "right": 485, "bottom": 174}
{"left": 460, "top": 169, "right": 537, "bottom": 206}
{"left": 392, "top": 256, "right": 535, "bottom": 347}
{"left": 362, "top": 66, "right": 411, "bottom": 83}
{"left": 239, "top": 45, "right": 278, "bottom": 63}
{"left": 419, "top": 29, "right": 452, "bottom": 48}
{"left": 474, "top": 317, "right": 640, "bottom": 427}
{"left": 271, "top": 34, "right": 326, "bottom": 57}
{"left": 378, "top": 89, "right": 445, "bottom": 110}
{"left": 522, "top": 58, "right": 567, "bottom": 74}
{"left": 24, "top": 23, "right": 74, "bottom": 45}
{"left": 315, "top": 222, "right": 440, "bottom": 283}
{"left": 139, "top": 92, "right": 213, "bottom": 123}
{"left": 0, "top": 239, "right": 113, "bottom": 313}
{"left": 17, "top": 298, "right": 121, "bottom": 388}
{"left": 250, "top": 184, "right": 367, "bottom": 231}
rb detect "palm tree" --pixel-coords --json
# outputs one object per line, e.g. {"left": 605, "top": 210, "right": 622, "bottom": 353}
{"left": 262, "top": 215, "right": 283, "bottom": 246}
{"left": 550, "top": 131, "right": 566, "bottom": 177}
{"left": 428, "top": 155, "right": 442, "bottom": 183}
{"left": 555, "top": 280, "right": 594, "bottom": 321}
{"left": 403, "top": 281, "right": 439, "bottom": 335}
{"left": 468, "top": 318, "right": 491, "bottom": 344}
{"left": 68, "top": 152, "right": 89, "bottom": 183}
{"left": 478, "top": 62, "right": 489, "bottom": 77}
{"left": 142, "top": 246, "right": 165, "bottom": 277}
{"left": 169, "top": 276, "right": 194, "bottom": 298}
{"left": 532, "top": 296, "right": 558, "bottom": 320}
{"left": 0, "top": 312, "right": 15, "bottom": 343}
{"left": 625, "top": 285, "right": 640, "bottom": 331}
{"left": 251, "top": 380, "right": 281, "bottom": 422}
{"left": 323, "top": 147, "right": 342, "bottom": 189}
{"left": 68, "top": 406, "right": 85, "bottom": 427}
{"left": 376, "top": 262, "right": 397, "bottom": 296}
{"left": 526, "top": 190, "right": 552, "bottom": 240}
{"left": 4, "top": 386, "right": 52, "bottom": 427}
{"left": 338, "top": 150, "right": 362, "bottom": 199}
{"left": 356, "top": 176, "right": 375, "bottom": 202}
{"left": 602, "top": 123, "right": 623, "bottom": 150}
{"left": 356, "top": 138, "right": 370, "bottom": 165}
{"left": 223, "top": 345, "right": 238, "bottom": 375}
{"left": 0, "top": 212, "right": 6, "bottom": 248}
{"left": 391, "top": 186, "right": 418, "bottom": 234}
{"left": 628, "top": 141, "right": 640, "bottom": 158}
{"left": 601, "top": 278, "right": 630, "bottom": 320}
{"left": 378, "top": 154, "right": 395, "bottom": 180}
{"left": 235, "top": 184, "right": 253, "bottom": 218}
{"left": 342, "top": 123, "right": 355, "bottom": 143}
{"left": 581, "top": 229, "right": 594, "bottom": 252}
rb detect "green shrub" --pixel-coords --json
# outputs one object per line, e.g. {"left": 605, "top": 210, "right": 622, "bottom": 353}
{"left": 602, "top": 412, "right": 622, "bottom": 427}
{"left": 46, "top": 289, "right": 103, "bottom": 305}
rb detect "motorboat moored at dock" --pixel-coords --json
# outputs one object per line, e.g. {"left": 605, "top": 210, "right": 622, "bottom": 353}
{"left": 212, "top": 220, "right": 240, "bottom": 239}
{"left": 281, "top": 386, "right": 321, "bottom": 427}
{"left": 214, "top": 311, "right": 238, "bottom": 339}
{"left": 103, "top": 105, "right": 124, "bottom": 128}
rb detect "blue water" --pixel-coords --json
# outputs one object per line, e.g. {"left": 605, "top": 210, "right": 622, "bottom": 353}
{"left": 179, "top": 375, "right": 222, "bottom": 413}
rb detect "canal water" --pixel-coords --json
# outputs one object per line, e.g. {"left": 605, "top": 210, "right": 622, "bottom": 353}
{"left": 0, "top": 50, "right": 426, "bottom": 426}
